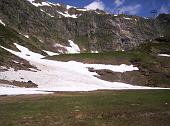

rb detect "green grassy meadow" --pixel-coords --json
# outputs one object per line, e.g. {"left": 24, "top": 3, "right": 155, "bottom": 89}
{"left": 0, "top": 90, "right": 170, "bottom": 126}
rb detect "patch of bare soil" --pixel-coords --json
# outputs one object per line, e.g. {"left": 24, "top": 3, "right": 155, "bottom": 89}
{"left": 88, "top": 68, "right": 150, "bottom": 86}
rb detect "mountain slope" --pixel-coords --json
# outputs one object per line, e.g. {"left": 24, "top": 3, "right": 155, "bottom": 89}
{"left": 0, "top": 0, "right": 169, "bottom": 53}
{"left": 0, "top": 0, "right": 170, "bottom": 92}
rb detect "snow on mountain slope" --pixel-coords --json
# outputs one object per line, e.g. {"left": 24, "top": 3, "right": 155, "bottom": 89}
{"left": 158, "top": 54, "right": 170, "bottom": 57}
{"left": 27, "top": 0, "right": 52, "bottom": 7}
{"left": 26, "top": 0, "right": 90, "bottom": 18}
{"left": 66, "top": 5, "right": 76, "bottom": 9}
{"left": 1, "top": 43, "right": 166, "bottom": 95}
{"left": 0, "top": 19, "right": 6, "bottom": 26}
{"left": 0, "top": 43, "right": 44, "bottom": 61}
{"left": 56, "top": 11, "right": 79, "bottom": 18}
{"left": 40, "top": 9, "right": 54, "bottom": 17}
{"left": 67, "top": 40, "right": 80, "bottom": 53}
{"left": 54, "top": 40, "right": 80, "bottom": 54}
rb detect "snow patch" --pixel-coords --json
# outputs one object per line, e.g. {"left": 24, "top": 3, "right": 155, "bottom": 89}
{"left": 56, "top": 11, "right": 78, "bottom": 18}
{"left": 67, "top": 40, "right": 80, "bottom": 54}
{"left": 95, "top": 11, "right": 101, "bottom": 15}
{"left": 123, "top": 17, "right": 133, "bottom": 20}
{"left": 38, "top": 39, "right": 44, "bottom": 43}
{"left": 56, "top": 3, "right": 61, "bottom": 6}
{"left": 40, "top": 9, "right": 54, "bottom": 17}
{"left": 54, "top": 40, "right": 80, "bottom": 54}
{"left": 91, "top": 50, "right": 99, "bottom": 53}
{"left": 0, "top": 19, "right": 6, "bottom": 26}
{"left": 41, "top": 2, "right": 51, "bottom": 6}
{"left": 143, "top": 17, "right": 149, "bottom": 19}
{"left": 0, "top": 66, "right": 7, "bottom": 69}
{"left": 24, "top": 35, "right": 29, "bottom": 38}
{"left": 27, "top": 0, "right": 51, "bottom": 7}
{"left": 77, "top": 8, "right": 88, "bottom": 12}
{"left": 47, "top": 2, "right": 61, "bottom": 6}
{"left": 158, "top": 54, "right": 170, "bottom": 57}
{"left": 27, "top": 0, "right": 35, "bottom": 3}
{"left": 66, "top": 5, "right": 76, "bottom": 9}
{"left": 29, "top": 68, "right": 38, "bottom": 71}
{"left": 12, "top": 60, "right": 20, "bottom": 64}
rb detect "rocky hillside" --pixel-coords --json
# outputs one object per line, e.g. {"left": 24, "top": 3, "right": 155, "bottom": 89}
{"left": 0, "top": 0, "right": 170, "bottom": 54}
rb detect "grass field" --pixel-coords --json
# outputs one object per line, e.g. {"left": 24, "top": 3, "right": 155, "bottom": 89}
{"left": 0, "top": 90, "right": 170, "bottom": 126}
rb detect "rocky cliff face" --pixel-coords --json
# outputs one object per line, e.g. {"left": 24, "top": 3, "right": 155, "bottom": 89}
{"left": 0, "top": 0, "right": 169, "bottom": 53}
{"left": 156, "top": 14, "right": 170, "bottom": 39}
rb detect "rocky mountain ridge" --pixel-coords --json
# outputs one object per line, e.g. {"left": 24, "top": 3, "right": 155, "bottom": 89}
{"left": 0, "top": 0, "right": 170, "bottom": 54}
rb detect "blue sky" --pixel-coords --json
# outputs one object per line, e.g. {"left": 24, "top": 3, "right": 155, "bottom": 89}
{"left": 49, "top": 0, "right": 170, "bottom": 17}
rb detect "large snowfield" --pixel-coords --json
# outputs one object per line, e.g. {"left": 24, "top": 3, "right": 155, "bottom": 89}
{"left": 0, "top": 43, "right": 169, "bottom": 95}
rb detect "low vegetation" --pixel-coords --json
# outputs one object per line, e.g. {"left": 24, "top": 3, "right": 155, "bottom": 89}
{"left": 0, "top": 90, "right": 170, "bottom": 126}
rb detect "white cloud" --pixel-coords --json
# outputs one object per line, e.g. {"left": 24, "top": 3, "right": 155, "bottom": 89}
{"left": 159, "top": 5, "right": 169, "bottom": 14}
{"left": 84, "top": 0, "right": 105, "bottom": 10}
{"left": 117, "top": 4, "right": 141, "bottom": 15}
{"left": 114, "top": 0, "right": 125, "bottom": 7}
